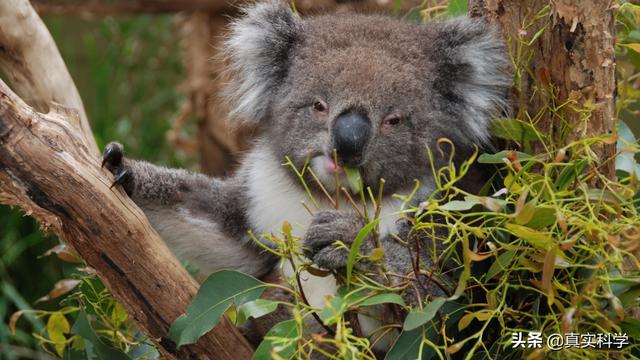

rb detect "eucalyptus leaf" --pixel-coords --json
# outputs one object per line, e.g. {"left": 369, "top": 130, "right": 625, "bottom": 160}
{"left": 169, "top": 270, "right": 265, "bottom": 346}
{"left": 486, "top": 250, "right": 517, "bottom": 280}
{"left": 72, "top": 311, "right": 131, "bottom": 360}
{"left": 403, "top": 297, "right": 446, "bottom": 331}
{"left": 346, "top": 219, "right": 380, "bottom": 287}
{"left": 526, "top": 206, "right": 557, "bottom": 229}
{"left": 440, "top": 198, "right": 480, "bottom": 211}
{"left": 478, "top": 151, "right": 533, "bottom": 164}
{"left": 359, "top": 293, "right": 406, "bottom": 307}
{"left": 384, "top": 327, "right": 423, "bottom": 360}
{"left": 555, "top": 159, "right": 588, "bottom": 191}
{"left": 236, "top": 299, "right": 279, "bottom": 325}
{"left": 345, "top": 166, "right": 362, "bottom": 194}
{"left": 318, "top": 294, "right": 347, "bottom": 325}
{"left": 505, "top": 224, "right": 553, "bottom": 250}
{"left": 252, "top": 320, "right": 299, "bottom": 360}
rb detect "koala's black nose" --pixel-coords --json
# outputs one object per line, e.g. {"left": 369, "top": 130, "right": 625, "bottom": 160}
{"left": 332, "top": 112, "right": 371, "bottom": 166}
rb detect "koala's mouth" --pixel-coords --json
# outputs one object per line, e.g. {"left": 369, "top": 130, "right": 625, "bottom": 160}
{"left": 309, "top": 155, "right": 349, "bottom": 189}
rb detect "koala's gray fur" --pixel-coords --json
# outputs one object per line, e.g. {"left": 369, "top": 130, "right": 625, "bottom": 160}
{"left": 102, "top": 0, "right": 510, "bottom": 351}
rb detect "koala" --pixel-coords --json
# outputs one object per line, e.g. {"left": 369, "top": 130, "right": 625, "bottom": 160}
{"left": 102, "top": 0, "right": 510, "bottom": 351}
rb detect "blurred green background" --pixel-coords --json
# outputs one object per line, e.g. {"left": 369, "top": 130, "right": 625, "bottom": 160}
{"left": 0, "top": 15, "right": 194, "bottom": 358}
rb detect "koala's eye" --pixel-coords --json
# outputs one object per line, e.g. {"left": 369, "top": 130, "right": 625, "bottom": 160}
{"left": 313, "top": 100, "right": 328, "bottom": 113}
{"left": 382, "top": 114, "right": 402, "bottom": 127}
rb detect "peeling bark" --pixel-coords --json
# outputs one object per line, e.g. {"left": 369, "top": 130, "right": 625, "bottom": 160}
{"left": 469, "top": 0, "right": 617, "bottom": 178}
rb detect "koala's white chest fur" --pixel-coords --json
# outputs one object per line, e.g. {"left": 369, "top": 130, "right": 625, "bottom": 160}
{"left": 243, "top": 147, "right": 403, "bottom": 310}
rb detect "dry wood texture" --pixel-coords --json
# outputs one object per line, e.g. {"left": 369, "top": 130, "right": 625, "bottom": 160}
{"left": 0, "top": 80, "right": 253, "bottom": 359}
{"left": 469, "top": 0, "right": 617, "bottom": 178}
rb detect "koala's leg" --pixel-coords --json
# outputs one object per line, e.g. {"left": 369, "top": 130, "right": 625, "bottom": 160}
{"left": 101, "top": 142, "right": 277, "bottom": 278}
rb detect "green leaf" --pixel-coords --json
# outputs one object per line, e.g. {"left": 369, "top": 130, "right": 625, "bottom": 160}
{"left": 515, "top": 200, "right": 536, "bottom": 225}
{"left": 236, "top": 299, "right": 279, "bottom": 325}
{"left": 403, "top": 297, "right": 446, "bottom": 331}
{"left": 387, "top": 302, "right": 465, "bottom": 360}
{"left": 526, "top": 206, "right": 557, "bottom": 229}
{"left": 505, "top": 223, "right": 553, "bottom": 250}
{"left": 345, "top": 166, "right": 362, "bottom": 194}
{"left": 318, "top": 294, "right": 347, "bottom": 325}
{"left": 72, "top": 311, "right": 131, "bottom": 360}
{"left": 359, "top": 293, "right": 406, "bottom": 307}
{"left": 440, "top": 198, "right": 480, "bottom": 211}
{"left": 447, "top": 0, "right": 467, "bottom": 17}
{"left": 385, "top": 327, "right": 423, "bottom": 360}
{"left": 111, "top": 302, "right": 128, "bottom": 327}
{"left": 252, "top": 320, "right": 299, "bottom": 360}
{"left": 621, "top": 318, "right": 640, "bottom": 339}
{"left": 618, "top": 285, "right": 640, "bottom": 308}
{"left": 48, "top": 312, "right": 70, "bottom": 357}
{"left": 478, "top": 151, "right": 533, "bottom": 164}
{"left": 346, "top": 219, "right": 380, "bottom": 287}
{"left": 555, "top": 159, "right": 588, "bottom": 191}
{"left": 169, "top": 270, "right": 265, "bottom": 346}
{"left": 319, "top": 291, "right": 406, "bottom": 325}
{"left": 620, "top": 43, "right": 640, "bottom": 53}
{"left": 490, "top": 119, "right": 540, "bottom": 142}
{"left": 486, "top": 250, "right": 517, "bottom": 280}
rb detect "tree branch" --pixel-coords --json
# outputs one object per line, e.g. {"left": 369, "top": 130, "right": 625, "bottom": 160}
{"left": 0, "top": 79, "right": 253, "bottom": 359}
{"left": 0, "top": 0, "right": 96, "bottom": 152}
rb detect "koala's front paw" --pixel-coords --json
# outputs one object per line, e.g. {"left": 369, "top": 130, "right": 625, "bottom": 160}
{"left": 302, "top": 210, "right": 365, "bottom": 271}
{"left": 101, "top": 142, "right": 134, "bottom": 195}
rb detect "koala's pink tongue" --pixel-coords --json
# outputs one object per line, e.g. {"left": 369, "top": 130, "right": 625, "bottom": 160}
{"left": 326, "top": 157, "right": 343, "bottom": 173}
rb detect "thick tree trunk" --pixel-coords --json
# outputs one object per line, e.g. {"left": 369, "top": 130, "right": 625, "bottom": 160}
{"left": 469, "top": 0, "right": 617, "bottom": 178}
{"left": 0, "top": 80, "right": 253, "bottom": 359}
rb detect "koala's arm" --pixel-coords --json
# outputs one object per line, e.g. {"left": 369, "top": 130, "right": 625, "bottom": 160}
{"left": 102, "top": 142, "right": 277, "bottom": 278}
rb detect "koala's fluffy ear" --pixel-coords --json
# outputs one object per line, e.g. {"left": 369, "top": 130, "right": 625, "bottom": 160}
{"left": 223, "top": 1, "right": 303, "bottom": 124}
{"left": 428, "top": 18, "right": 512, "bottom": 144}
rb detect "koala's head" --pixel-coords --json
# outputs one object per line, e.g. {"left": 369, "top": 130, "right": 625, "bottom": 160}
{"left": 223, "top": 1, "right": 511, "bottom": 194}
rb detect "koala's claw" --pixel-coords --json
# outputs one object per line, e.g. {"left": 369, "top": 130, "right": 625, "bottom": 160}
{"left": 101, "top": 142, "right": 124, "bottom": 170}
{"left": 110, "top": 169, "right": 132, "bottom": 189}
{"left": 101, "top": 142, "right": 134, "bottom": 195}
{"left": 302, "top": 210, "right": 365, "bottom": 271}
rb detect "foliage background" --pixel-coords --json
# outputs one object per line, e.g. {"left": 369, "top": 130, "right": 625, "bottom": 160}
{"left": 0, "top": 1, "right": 639, "bottom": 358}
